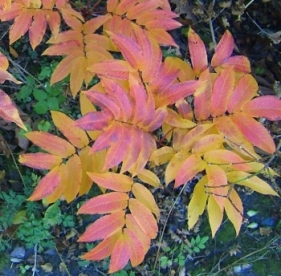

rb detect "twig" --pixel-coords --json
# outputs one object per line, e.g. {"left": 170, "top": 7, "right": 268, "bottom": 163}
{"left": 32, "top": 244, "right": 38, "bottom": 276}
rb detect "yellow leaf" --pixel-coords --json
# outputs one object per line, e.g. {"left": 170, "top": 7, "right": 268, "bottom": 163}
{"left": 227, "top": 171, "right": 279, "bottom": 196}
{"left": 207, "top": 195, "right": 223, "bottom": 237}
{"left": 132, "top": 183, "right": 160, "bottom": 219}
{"left": 188, "top": 176, "right": 208, "bottom": 230}
{"left": 225, "top": 189, "right": 243, "bottom": 236}
{"left": 137, "top": 169, "right": 160, "bottom": 188}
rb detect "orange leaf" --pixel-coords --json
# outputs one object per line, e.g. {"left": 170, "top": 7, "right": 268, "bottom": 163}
{"left": 109, "top": 233, "right": 130, "bottom": 273}
{"left": 214, "top": 116, "right": 259, "bottom": 159}
{"left": 88, "top": 60, "right": 135, "bottom": 80}
{"left": 125, "top": 214, "right": 151, "bottom": 253}
{"left": 220, "top": 55, "right": 251, "bottom": 73}
{"left": 87, "top": 172, "right": 133, "bottom": 192}
{"left": 81, "top": 230, "right": 122, "bottom": 261}
{"left": 78, "top": 210, "right": 125, "bottom": 242}
{"left": 46, "top": 163, "right": 68, "bottom": 204}
{"left": 129, "top": 198, "right": 158, "bottom": 239}
{"left": 175, "top": 154, "right": 206, "bottom": 188}
{"left": 0, "top": 89, "right": 26, "bottom": 130}
{"left": 211, "top": 67, "right": 235, "bottom": 117}
{"left": 242, "top": 95, "right": 281, "bottom": 121}
{"left": 74, "top": 110, "right": 112, "bottom": 131}
{"left": 211, "top": 30, "right": 234, "bottom": 68}
{"left": 191, "top": 134, "right": 225, "bottom": 155}
{"left": 28, "top": 166, "right": 61, "bottom": 201}
{"left": 227, "top": 74, "right": 258, "bottom": 113}
{"left": 25, "top": 131, "right": 75, "bottom": 158}
{"left": 19, "top": 153, "right": 62, "bottom": 170}
{"left": 78, "top": 192, "right": 129, "bottom": 215}
{"left": 51, "top": 111, "right": 89, "bottom": 148}
{"left": 124, "top": 227, "right": 146, "bottom": 267}
{"left": 180, "top": 123, "right": 214, "bottom": 151}
{"left": 204, "top": 149, "right": 251, "bottom": 171}
{"left": 108, "top": 31, "right": 142, "bottom": 70}
{"left": 194, "top": 69, "right": 212, "bottom": 120}
{"left": 63, "top": 154, "right": 82, "bottom": 203}
{"left": 225, "top": 189, "right": 243, "bottom": 236}
{"left": 206, "top": 164, "right": 228, "bottom": 211}
{"left": 165, "top": 150, "right": 190, "bottom": 184}
{"left": 231, "top": 113, "right": 276, "bottom": 154}
{"left": 29, "top": 9, "right": 47, "bottom": 49}
{"left": 188, "top": 28, "right": 208, "bottom": 76}
{"left": 132, "top": 183, "right": 160, "bottom": 219}
{"left": 9, "top": 9, "right": 33, "bottom": 44}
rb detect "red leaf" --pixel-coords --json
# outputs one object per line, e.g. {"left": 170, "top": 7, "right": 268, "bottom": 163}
{"left": 28, "top": 166, "right": 61, "bottom": 201}
{"left": 19, "top": 153, "right": 62, "bottom": 170}
{"left": 175, "top": 154, "right": 206, "bottom": 188}
{"left": 220, "top": 56, "right": 251, "bottom": 73}
{"left": 211, "top": 67, "right": 235, "bottom": 117}
{"left": 25, "top": 131, "right": 75, "bottom": 158}
{"left": 206, "top": 164, "right": 229, "bottom": 211}
{"left": 129, "top": 198, "right": 158, "bottom": 239}
{"left": 78, "top": 210, "right": 125, "bottom": 242}
{"left": 108, "top": 31, "right": 142, "bottom": 70}
{"left": 211, "top": 30, "right": 234, "bottom": 68}
{"left": 109, "top": 233, "right": 130, "bottom": 273}
{"left": 242, "top": 95, "right": 281, "bottom": 121}
{"left": 74, "top": 110, "right": 112, "bottom": 131}
{"left": 188, "top": 28, "right": 208, "bottom": 76}
{"left": 0, "top": 89, "right": 26, "bottom": 130}
{"left": 78, "top": 192, "right": 129, "bottom": 215}
{"left": 227, "top": 74, "right": 258, "bottom": 113}
{"left": 82, "top": 231, "right": 121, "bottom": 261}
{"left": 194, "top": 69, "right": 212, "bottom": 120}
{"left": 231, "top": 113, "right": 276, "bottom": 154}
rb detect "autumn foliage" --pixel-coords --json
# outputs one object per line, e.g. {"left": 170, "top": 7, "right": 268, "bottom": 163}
{"left": 1, "top": 0, "right": 281, "bottom": 273}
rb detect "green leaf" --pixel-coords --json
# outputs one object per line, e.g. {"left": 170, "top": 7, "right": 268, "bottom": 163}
{"left": 34, "top": 101, "right": 48, "bottom": 114}
{"left": 17, "top": 85, "right": 32, "bottom": 101}
{"left": 47, "top": 97, "right": 59, "bottom": 110}
{"left": 33, "top": 89, "right": 47, "bottom": 101}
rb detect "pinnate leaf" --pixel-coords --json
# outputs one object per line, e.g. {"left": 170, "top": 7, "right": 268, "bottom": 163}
{"left": 231, "top": 113, "right": 276, "bottom": 154}
{"left": 175, "top": 154, "right": 206, "bottom": 188}
{"left": 227, "top": 171, "right": 279, "bottom": 196}
{"left": 129, "top": 198, "right": 158, "bottom": 239}
{"left": 242, "top": 95, "right": 281, "bottom": 121}
{"left": 188, "top": 27, "right": 208, "bottom": 76}
{"left": 19, "top": 153, "right": 62, "bottom": 170}
{"left": 211, "top": 30, "right": 234, "bottom": 68}
{"left": 82, "top": 230, "right": 121, "bottom": 261}
{"left": 207, "top": 195, "right": 224, "bottom": 237}
{"left": 28, "top": 166, "right": 61, "bottom": 201}
{"left": 0, "top": 89, "right": 26, "bottom": 130}
{"left": 78, "top": 192, "right": 129, "bottom": 215}
{"left": 132, "top": 183, "right": 160, "bottom": 219}
{"left": 87, "top": 172, "right": 133, "bottom": 192}
{"left": 109, "top": 233, "right": 130, "bottom": 273}
{"left": 78, "top": 210, "right": 125, "bottom": 242}
{"left": 51, "top": 111, "right": 89, "bottom": 148}
{"left": 225, "top": 189, "right": 243, "bottom": 236}
{"left": 25, "top": 131, "right": 75, "bottom": 158}
{"left": 188, "top": 176, "right": 209, "bottom": 230}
